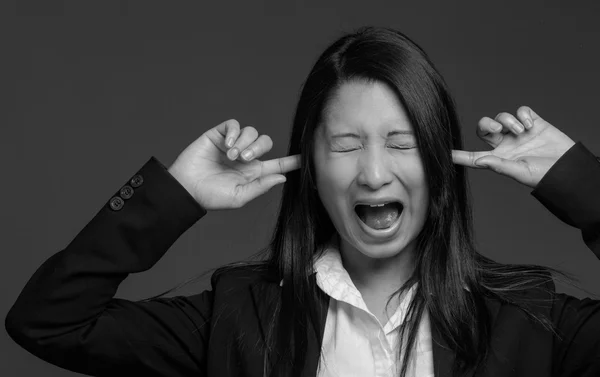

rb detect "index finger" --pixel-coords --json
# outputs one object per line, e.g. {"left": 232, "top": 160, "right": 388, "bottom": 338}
{"left": 260, "top": 154, "right": 301, "bottom": 176}
{"left": 452, "top": 149, "right": 491, "bottom": 168}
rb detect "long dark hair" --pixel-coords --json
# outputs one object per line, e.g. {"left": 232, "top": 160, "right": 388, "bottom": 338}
{"left": 143, "top": 26, "right": 576, "bottom": 376}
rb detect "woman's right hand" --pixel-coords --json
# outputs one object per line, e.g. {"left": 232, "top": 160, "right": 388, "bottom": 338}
{"left": 167, "top": 119, "right": 301, "bottom": 211}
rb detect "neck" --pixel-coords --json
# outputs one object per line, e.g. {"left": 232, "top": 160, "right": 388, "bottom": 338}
{"left": 338, "top": 236, "right": 416, "bottom": 297}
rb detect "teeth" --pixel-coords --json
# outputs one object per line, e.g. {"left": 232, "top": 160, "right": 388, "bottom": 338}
{"left": 369, "top": 203, "right": 386, "bottom": 207}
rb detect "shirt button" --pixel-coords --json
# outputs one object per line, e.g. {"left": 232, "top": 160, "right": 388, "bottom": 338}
{"left": 130, "top": 174, "right": 144, "bottom": 188}
{"left": 109, "top": 196, "right": 125, "bottom": 211}
{"left": 119, "top": 185, "right": 134, "bottom": 199}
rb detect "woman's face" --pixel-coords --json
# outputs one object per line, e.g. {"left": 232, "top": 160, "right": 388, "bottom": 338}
{"left": 313, "top": 79, "right": 429, "bottom": 261}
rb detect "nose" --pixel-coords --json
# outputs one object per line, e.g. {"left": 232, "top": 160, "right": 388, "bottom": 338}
{"left": 356, "top": 145, "right": 394, "bottom": 190}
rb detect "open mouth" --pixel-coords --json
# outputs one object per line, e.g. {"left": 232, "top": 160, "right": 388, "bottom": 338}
{"left": 354, "top": 202, "right": 404, "bottom": 230}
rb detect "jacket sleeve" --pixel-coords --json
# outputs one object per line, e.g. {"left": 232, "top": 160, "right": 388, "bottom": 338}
{"left": 530, "top": 142, "right": 600, "bottom": 376}
{"left": 4, "top": 157, "right": 213, "bottom": 377}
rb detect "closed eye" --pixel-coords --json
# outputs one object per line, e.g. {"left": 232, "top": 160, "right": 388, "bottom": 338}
{"left": 333, "top": 145, "right": 415, "bottom": 153}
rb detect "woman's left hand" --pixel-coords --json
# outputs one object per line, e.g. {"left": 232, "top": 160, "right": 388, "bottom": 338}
{"left": 452, "top": 106, "right": 576, "bottom": 189}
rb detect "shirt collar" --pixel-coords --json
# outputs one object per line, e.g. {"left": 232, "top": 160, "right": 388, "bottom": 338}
{"left": 313, "top": 236, "right": 419, "bottom": 333}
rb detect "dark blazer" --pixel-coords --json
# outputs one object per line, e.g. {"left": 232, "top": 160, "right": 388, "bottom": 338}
{"left": 5, "top": 142, "right": 600, "bottom": 377}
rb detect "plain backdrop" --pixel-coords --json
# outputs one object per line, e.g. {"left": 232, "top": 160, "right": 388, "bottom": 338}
{"left": 3, "top": 0, "right": 600, "bottom": 375}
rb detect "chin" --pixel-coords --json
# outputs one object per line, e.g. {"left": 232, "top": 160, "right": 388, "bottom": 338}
{"left": 356, "top": 238, "right": 411, "bottom": 259}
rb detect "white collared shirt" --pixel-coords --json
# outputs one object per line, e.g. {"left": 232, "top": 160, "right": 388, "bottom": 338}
{"left": 309, "top": 245, "right": 435, "bottom": 377}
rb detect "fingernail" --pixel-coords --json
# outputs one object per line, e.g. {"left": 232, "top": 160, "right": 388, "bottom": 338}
{"left": 515, "top": 124, "right": 524, "bottom": 133}
{"left": 526, "top": 119, "right": 534, "bottom": 129}
{"left": 241, "top": 150, "right": 253, "bottom": 160}
{"left": 226, "top": 138, "right": 234, "bottom": 148}
{"left": 228, "top": 148, "right": 239, "bottom": 159}
{"left": 474, "top": 160, "right": 488, "bottom": 167}
{"left": 492, "top": 123, "right": 502, "bottom": 132}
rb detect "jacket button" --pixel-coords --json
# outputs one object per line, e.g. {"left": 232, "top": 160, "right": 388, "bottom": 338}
{"left": 130, "top": 174, "right": 144, "bottom": 188}
{"left": 109, "top": 196, "right": 125, "bottom": 211}
{"left": 119, "top": 185, "right": 134, "bottom": 199}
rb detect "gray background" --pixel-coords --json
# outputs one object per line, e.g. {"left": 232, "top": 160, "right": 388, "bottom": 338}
{"left": 4, "top": 0, "right": 600, "bottom": 375}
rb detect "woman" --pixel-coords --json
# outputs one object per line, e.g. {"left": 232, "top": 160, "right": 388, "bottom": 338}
{"left": 5, "top": 26, "right": 600, "bottom": 377}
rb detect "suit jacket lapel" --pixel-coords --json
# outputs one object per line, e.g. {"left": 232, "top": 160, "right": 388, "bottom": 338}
{"left": 431, "top": 296, "right": 502, "bottom": 377}
{"left": 250, "top": 273, "right": 330, "bottom": 376}
{"left": 301, "top": 274, "right": 329, "bottom": 376}
{"left": 251, "top": 275, "right": 501, "bottom": 377}
{"left": 431, "top": 317, "right": 457, "bottom": 377}
{"left": 250, "top": 280, "right": 281, "bottom": 346}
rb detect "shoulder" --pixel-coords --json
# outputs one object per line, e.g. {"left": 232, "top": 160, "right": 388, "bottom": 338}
{"left": 210, "top": 261, "right": 280, "bottom": 290}
{"left": 206, "top": 262, "right": 281, "bottom": 316}
{"left": 483, "top": 270, "right": 558, "bottom": 316}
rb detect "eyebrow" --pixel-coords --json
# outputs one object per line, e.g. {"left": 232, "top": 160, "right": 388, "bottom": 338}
{"left": 329, "top": 130, "right": 414, "bottom": 140}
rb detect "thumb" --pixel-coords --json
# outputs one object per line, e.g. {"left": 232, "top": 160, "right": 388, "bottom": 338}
{"left": 238, "top": 174, "right": 287, "bottom": 204}
{"left": 474, "top": 156, "right": 530, "bottom": 184}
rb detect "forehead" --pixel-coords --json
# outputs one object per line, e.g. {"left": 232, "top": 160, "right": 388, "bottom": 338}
{"left": 321, "top": 80, "right": 413, "bottom": 137}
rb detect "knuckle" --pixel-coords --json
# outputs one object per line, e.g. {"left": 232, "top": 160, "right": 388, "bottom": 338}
{"left": 261, "top": 134, "right": 273, "bottom": 148}
{"left": 476, "top": 117, "right": 487, "bottom": 129}
{"left": 481, "top": 117, "right": 496, "bottom": 130}
{"left": 249, "top": 136, "right": 270, "bottom": 156}
{"left": 494, "top": 112, "right": 509, "bottom": 122}
{"left": 226, "top": 119, "right": 240, "bottom": 129}
{"left": 244, "top": 126, "right": 259, "bottom": 137}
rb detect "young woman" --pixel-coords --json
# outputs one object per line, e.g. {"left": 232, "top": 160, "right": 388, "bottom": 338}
{"left": 6, "top": 27, "right": 600, "bottom": 377}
